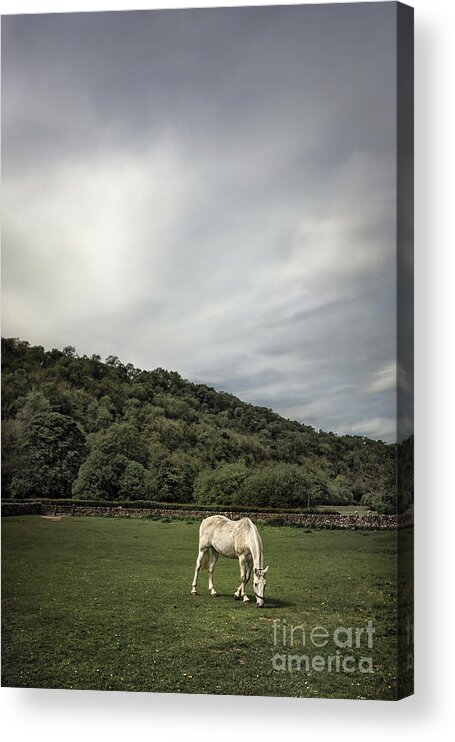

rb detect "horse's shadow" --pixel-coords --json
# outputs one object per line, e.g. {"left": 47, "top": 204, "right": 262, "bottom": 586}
{"left": 211, "top": 594, "right": 294, "bottom": 609}
{"left": 259, "top": 597, "right": 294, "bottom": 609}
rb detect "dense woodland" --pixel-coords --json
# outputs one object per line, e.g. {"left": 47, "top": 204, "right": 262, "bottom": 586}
{"left": 1, "top": 338, "right": 413, "bottom": 513}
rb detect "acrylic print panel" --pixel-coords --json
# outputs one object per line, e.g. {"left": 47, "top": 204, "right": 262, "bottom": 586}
{"left": 1, "top": 2, "right": 414, "bottom": 700}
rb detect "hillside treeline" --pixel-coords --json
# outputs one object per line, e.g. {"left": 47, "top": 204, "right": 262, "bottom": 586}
{"left": 1, "top": 338, "right": 413, "bottom": 513}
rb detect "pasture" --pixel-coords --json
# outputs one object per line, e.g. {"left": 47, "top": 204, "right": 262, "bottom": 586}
{"left": 2, "top": 516, "right": 404, "bottom": 699}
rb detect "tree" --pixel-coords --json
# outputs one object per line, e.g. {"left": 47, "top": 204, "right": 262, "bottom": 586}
{"left": 360, "top": 443, "right": 397, "bottom": 514}
{"left": 72, "top": 423, "right": 149, "bottom": 500}
{"left": 153, "top": 452, "right": 198, "bottom": 502}
{"left": 62, "top": 346, "right": 76, "bottom": 358}
{"left": 234, "top": 464, "right": 328, "bottom": 509}
{"left": 1, "top": 419, "right": 23, "bottom": 496}
{"left": 15, "top": 389, "right": 51, "bottom": 426}
{"left": 118, "top": 461, "right": 149, "bottom": 500}
{"left": 11, "top": 412, "right": 86, "bottom": 499}
{"left": 326, "top": 475, "right": 354, "bottom": 505}
{"left": 193, "top": 463, "right": 249, "bottom": 506}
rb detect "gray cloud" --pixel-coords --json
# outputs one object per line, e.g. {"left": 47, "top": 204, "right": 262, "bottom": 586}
{"left": 2, "top": 4, "right": 399, "bottom": 441}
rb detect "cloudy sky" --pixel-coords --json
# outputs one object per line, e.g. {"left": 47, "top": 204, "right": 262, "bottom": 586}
{"left": 2, "top": 3, "right": 400, "bottom": 441}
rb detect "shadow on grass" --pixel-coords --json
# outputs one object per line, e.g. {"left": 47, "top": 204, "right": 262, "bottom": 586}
{"left": 193, "top": 591, "right": 296, "bottom": 612}
{"left": 200, "top": 594, "right": 295, "bottom": 609}
{"left": 261, "top": 597, "right": 295, "bottom": 609}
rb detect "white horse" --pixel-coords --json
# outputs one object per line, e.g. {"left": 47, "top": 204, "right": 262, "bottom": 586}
{"left": 191, "top": 515, "right": 269, "bottom": 607}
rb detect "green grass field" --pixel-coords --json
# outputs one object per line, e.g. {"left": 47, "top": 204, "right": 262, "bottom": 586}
{"left": 2, "top": 516, "right": 405, "bottom": 699}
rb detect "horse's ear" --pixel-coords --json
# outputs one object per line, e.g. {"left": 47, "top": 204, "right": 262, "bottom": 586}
{"left": 254, "top": 567, "right": 259, "bottom": 576}
{"left": 264, "top": 565, "right": 269, "bottom": 574}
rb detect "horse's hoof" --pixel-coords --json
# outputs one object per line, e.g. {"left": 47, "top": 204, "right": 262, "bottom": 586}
{"left": 234, "top": 593, "right": 240, "bottom": 600}
{"left": 243, "top": 595, "right": 250, "bottom": 603}
{"left": 210, "top": 590, "right": 217, "bottom": 597}
{"left": 191, "top": 590, "right": 197, "bottom": 596}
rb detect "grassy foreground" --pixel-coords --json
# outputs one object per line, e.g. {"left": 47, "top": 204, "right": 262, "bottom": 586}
{"left": 2, "top": 516, "right": 402, "bottom": 699}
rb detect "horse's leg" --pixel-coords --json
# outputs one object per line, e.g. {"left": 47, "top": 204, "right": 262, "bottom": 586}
{"left": 242, "top": 556, "right": 254, "bottom": 603}
{"left": 245, "top": 557, "right": 253, "bottom": 590}
{"left": 191, "top": 548, "right": 207, "bottom": 595}
{"left": 235, "top": 554, "right": 250, "bottom": 603}
{"left": 234, "top": 555, "right": 243, "bottom": 600}
{"left": 207, "top": 548, "right": 219, "bottom": 596}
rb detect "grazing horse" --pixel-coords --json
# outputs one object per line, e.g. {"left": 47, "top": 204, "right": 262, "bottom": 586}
{"left": 191, "top": 515, "right": 269, "bottom": 607}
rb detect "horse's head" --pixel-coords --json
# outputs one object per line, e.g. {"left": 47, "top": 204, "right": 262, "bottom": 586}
{"left": 253, "top": 566, "right": 269, "bottom": 607}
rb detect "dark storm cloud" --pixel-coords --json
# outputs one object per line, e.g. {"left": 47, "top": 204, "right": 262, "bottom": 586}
{"left": 2, "top": 3, "right": 399, "bottom": 440}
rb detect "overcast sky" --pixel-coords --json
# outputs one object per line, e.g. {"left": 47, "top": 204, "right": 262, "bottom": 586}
{"left": 2, "top": 3, "right": 400, "bottom": 441}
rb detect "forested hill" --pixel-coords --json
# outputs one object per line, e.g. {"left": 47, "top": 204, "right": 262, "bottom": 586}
{"left": 1, "top": 338, "right": 410, "bottom": 513}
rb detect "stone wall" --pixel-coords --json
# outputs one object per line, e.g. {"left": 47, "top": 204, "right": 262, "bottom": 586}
{"left": 1, "top": 501, "right": 413, "bottom": 529}
{"left": 1, "top": 501, "right": 42, "bottom": 516}
{"left": 69, "top": 505, "right": 411, "bottom": 529}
